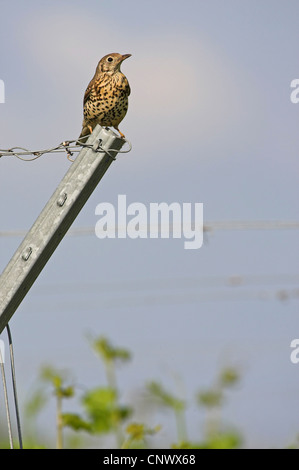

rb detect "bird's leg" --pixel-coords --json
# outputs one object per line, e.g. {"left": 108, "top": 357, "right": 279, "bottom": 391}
{"left": 115, "top": 127, "right": 125, "bottom": 139}
{"left": 88, "top": 125, "right": 93, "bottom": 134}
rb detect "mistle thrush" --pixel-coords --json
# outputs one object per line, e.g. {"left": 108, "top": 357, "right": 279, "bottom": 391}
{"left": 78, "top": 53, "right": 131, "bottom": 143}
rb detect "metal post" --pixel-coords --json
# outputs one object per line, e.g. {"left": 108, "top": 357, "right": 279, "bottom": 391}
{"left": 0, "top": 125, "right": 125, "bottom": 333}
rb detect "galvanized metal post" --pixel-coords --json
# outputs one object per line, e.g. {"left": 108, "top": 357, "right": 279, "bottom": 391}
{"left": 0, "top": 125, "right": 125, "bottom": 333}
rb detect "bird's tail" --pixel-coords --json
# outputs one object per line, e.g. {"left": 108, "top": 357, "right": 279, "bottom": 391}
{"left": 76, "top": 125, "right": 92, "bottom": 145}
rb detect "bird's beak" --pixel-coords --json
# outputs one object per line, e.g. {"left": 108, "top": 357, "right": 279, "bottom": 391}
{"left": 121, "top": 54, "right": 132, "bottom": 62}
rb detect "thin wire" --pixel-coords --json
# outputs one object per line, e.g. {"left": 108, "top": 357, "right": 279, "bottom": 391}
{"left": 0, "top": 135, "right": 132, "bottom": 162}
{"left": 1, "top": 220, "right": 298, "bottom": 239}
{"left": 204, "top": 220, "right": 299, "bottom": 231}
{"left": 19, "top": 284, "right": 299, "bottom": 307}
{"left": 0, "top": 343, "right": 14, "bottom": 449}
{"left": 33, "top": 273, "right": 299, "bottom": 294}
{"left": 6, "top": 325, "right": 23, "bottom": 449}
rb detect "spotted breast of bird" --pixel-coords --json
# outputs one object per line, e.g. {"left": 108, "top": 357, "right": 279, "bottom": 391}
{"left": 78, "top": 53, "right": 131, "bottom": 143}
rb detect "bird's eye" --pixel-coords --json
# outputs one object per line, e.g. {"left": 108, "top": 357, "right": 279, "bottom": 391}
{"left": 107, "top": 57, "right": 113, "bottom": 62}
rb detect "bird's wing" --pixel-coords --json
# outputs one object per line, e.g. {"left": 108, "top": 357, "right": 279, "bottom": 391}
{"left": 83, "top": 82, "right": 93, "bottom": 105}
{"left": 83, "top": 75, "right": 111, "bottom": 105}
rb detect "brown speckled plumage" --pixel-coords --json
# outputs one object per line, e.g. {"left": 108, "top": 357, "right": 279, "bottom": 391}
{"left": 78, "top": 53, "right": 131, "bottom": 143}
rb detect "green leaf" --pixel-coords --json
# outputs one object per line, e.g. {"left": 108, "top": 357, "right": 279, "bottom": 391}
{"left": 61, "top": 413, "right": 92, "bottom": 432}
{"left": 172, "top": 441, "right": 203, "bottom": 449}
{"left": 197, "top": 389, "right": 223, "bottom": 408}
{"left": 147, "top": 381, "right": 185, "bottom": 411}
{"left": 40, "top": 366, "right": 74, "bottom": 399}
{"left": 91, "top": 336, "right": 131, "bottom": 364}
{"left": 125, "top": 423, "right": 145, "bottom": 441}
{"left": 40, "top": 366, "right": 63, "bottom": 388}
{"left": 59, "top": 386, "right": 74, "bottom": 399}
{"left": 40, "top": 365, "right": 72, "bottom": 390}
{"left": 82, "top": 387, "right": 131, "bottom": 434}
{"left": 126, "top": 422, "right": 161, "bottom": 440}
{"left": 201, "top": 431, "right": 242, "bottom": 449}
{"left": 219, "top": 368, "right": 240, "bottom": 388}
{"left": 122, "top": 422, "right": 161, "bottom": 449}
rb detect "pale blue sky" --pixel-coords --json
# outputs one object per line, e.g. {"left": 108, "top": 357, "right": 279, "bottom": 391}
{"left": 0, "top": 0, "right": 299, "bottom": 448}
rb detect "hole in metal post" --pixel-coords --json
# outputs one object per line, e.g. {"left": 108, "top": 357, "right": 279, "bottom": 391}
{"left": 22, "top": 247, "right": 32, "bottom": 261}
{"left": 57, "top": 193, "right": 67, "bottom": 207}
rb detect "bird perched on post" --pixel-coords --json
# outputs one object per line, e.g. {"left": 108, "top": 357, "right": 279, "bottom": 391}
{"left": 78, "top": 53, "right": 131, "bottom": 143}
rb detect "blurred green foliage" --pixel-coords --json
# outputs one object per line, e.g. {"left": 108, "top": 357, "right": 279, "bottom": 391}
{"left": 0, "top": 336, "right": 249, "bottom": 449}
{"left": 82, "top": 387, "right": 131, "bottom": 434}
